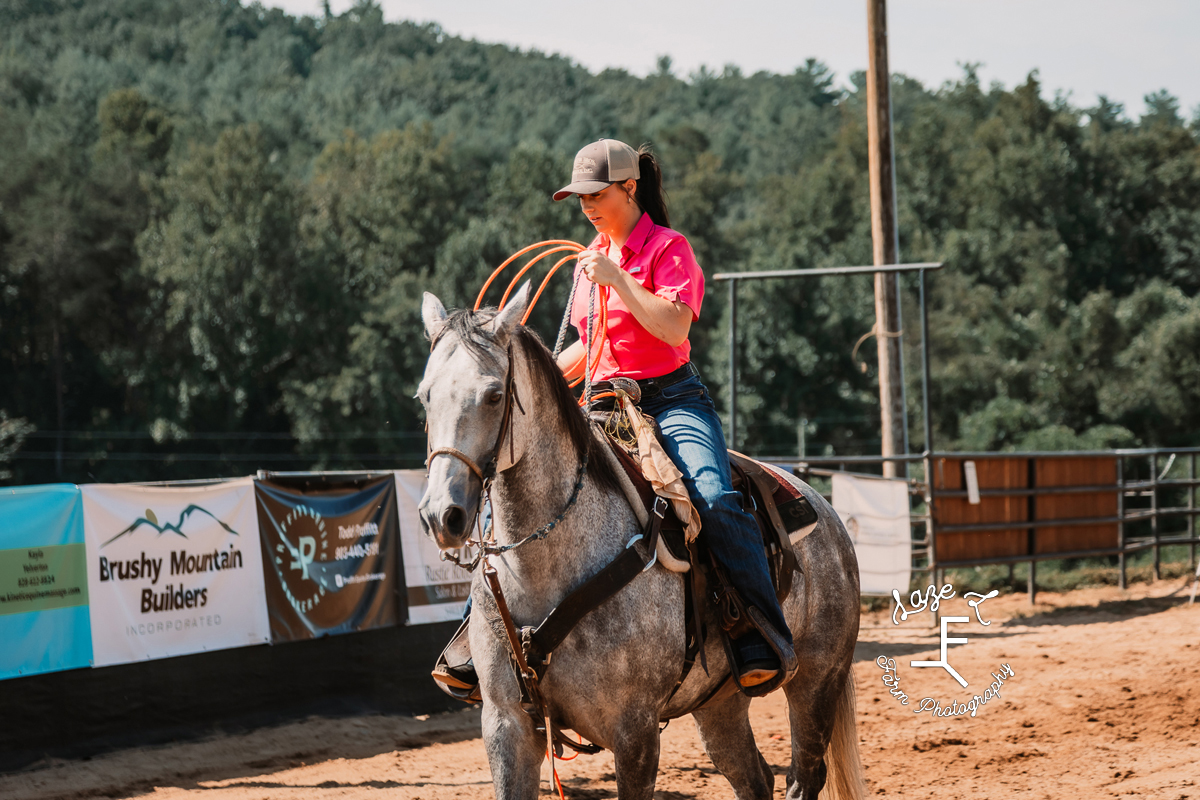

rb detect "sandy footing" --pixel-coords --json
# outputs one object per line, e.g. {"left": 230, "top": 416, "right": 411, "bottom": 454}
{"left": 4, "top": 578, "right": 1198, "bottom": 799}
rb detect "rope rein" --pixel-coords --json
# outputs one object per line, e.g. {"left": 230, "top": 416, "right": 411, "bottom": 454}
{"left": 584, "top": 281, "right": 596, "bottom": 405}
{"left": 552, "top": 265, "right": 581, "bottom": 359}
{"left": 438, "top": 438, "right": 590, "bottom": 568}
{"left": 435, "top": 238, "right": 611, "bottom": 569}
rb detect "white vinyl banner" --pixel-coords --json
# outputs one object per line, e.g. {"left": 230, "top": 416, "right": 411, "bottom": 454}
{"left": 394, "top": 470, "right": 474, "bottom": 625}
{"left": 831, "top": 473, "right": 912, "bottom": 596}
{"left": 81, "top": 478, "right": 270, "bottom": 666}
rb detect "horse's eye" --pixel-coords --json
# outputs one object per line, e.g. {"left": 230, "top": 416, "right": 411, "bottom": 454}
{"left": 487, "top": 390, "right": 503, "bottom": 405}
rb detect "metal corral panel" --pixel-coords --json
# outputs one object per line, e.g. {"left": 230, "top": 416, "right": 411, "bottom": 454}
{"left": 933, "top": 455, "right": 1120, "bottom": 563}
{"left": 1034, "top": 457, "right": 1119, "bottom": 554}
{"left": 933, "top": 456, "right": 1029, "bottom": 561}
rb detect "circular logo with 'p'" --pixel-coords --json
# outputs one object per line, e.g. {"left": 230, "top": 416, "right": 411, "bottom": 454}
{"left": 274, "top": 504, "right": 329, "bottom": 614}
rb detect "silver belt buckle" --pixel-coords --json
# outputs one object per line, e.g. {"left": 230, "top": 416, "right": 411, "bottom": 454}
{"left": 611, "top": 376, "right": 641, "bottom": 405}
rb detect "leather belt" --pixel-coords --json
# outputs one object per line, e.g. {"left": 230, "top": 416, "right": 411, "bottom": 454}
{"left": 633, "top": 362, "right": 699, "bottom": 400}
{"left": 586, "top": 363, "right": 699, "bottom": 412}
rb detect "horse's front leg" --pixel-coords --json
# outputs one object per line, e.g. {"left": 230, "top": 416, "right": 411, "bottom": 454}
{"left": 481, "top": 702, "right": 545, "bottom": 800}
{"left": 611, "top": 707, "right": 662, "bottom": 800}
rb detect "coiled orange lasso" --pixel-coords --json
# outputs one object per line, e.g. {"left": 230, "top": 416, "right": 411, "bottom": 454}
{"left": 474, "top": 240, "right": 611, "bottom": 400}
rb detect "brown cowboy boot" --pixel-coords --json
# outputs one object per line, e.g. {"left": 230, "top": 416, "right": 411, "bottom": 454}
{"left": 431, "top": 618, "right": 481, "bottom": 703}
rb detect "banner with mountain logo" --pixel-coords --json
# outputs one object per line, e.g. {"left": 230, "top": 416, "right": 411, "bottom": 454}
{"left": 0, "top": 484, "right": 92, "bottom": 680}
{"left": 255, "top": 475, "right": 401, "bottom": 641}
{"left": 81, "top": 479, "right": 270, "bottom": 667}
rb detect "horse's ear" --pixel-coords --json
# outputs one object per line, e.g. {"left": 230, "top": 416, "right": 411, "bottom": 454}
{"left": 422, "top": 292, "right": 449, "bottom": 341}
{"left": 491, "top": 282, "right": 531, "bottom": 340}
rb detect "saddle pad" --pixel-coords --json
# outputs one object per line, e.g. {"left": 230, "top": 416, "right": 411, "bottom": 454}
{"left": 759, "top": 462, "right": 820, "bottom": 533}
{"left": 728, "top": 453, "right": 819, "bottom": 535}
{"left": 606, "top": 439, "right": 690, "bottom": 562}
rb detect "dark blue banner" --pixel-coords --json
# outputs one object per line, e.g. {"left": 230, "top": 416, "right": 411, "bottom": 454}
{"left": 255, "top": 475, "right": 402, "bottom": 641}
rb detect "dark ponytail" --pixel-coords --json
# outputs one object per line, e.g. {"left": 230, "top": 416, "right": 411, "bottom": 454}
{"left": 633, "top": 144, "right": 671, "bottom": 229}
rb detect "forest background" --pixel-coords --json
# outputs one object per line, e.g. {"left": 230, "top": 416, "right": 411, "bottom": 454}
{"left": 2, "top": 0, "right": 1199, "bottom": 485}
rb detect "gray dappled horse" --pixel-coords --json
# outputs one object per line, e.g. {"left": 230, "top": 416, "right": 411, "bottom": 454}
{"left": 418, "top": 285, "right": 864, "bottom": 800}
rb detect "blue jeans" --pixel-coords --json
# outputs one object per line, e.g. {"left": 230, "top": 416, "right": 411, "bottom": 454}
{"left": 639, "top": 372, "right": 792, "bottom": 645}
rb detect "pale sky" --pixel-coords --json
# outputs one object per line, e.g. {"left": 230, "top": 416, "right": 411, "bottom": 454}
{"left": 265, "top": 0, "right": 1200, "bottom": 119}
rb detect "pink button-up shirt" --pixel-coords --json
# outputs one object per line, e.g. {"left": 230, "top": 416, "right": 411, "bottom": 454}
{"left": 570, "top": 213, "right": 705, "bottom": 381}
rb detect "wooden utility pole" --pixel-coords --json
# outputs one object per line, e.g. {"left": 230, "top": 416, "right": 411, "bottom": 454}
{"left": 866, "top": 0, "right": 908, "bottom": 477}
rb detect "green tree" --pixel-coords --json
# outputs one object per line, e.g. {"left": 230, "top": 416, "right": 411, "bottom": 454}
{"left": 0, "top": 412, "right": 34, "bottom": 481}
{"left": 281, "top": 123, "right": 475, "bottom": 463}
{"left": 2, "top": 0, "right": 1198, "bottom": 483}
{"left": 137, "top": 123, "right": 309, "bottom": 432}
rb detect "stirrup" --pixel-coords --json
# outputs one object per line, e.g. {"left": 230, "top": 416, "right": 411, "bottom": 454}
{"left": 738, "top": 664, "right": 781, "bottom": 689}
{"left": 432, "top": 618, "right": 481, "bottom": 703}
{"left": 723, "top": 606, "right": 796, "bottom": 698}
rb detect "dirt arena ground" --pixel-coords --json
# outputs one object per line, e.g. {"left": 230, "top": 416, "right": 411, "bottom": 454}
{"left": 4, "top": 578, "right": 1198, "bottom": 799}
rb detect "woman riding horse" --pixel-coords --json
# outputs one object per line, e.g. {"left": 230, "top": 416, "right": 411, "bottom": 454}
{"left": 434, "top": 139, "right": 791, "bottom": 693}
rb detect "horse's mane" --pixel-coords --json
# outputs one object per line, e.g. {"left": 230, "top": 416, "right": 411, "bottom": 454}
{"left": 435, "top": 307, "right": 621, "bottom": 497}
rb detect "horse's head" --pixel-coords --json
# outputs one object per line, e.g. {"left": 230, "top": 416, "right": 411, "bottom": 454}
{"left": 416, "top": 284, "right": 531, "bottom": 550}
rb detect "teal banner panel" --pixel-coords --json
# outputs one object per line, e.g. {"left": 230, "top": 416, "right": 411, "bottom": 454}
{"left": 0, "top": 484, "right": 92, "bottom": 679}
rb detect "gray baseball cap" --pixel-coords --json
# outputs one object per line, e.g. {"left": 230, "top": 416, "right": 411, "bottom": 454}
{"left": 552, "top": 139, "right": 641, "bottom": 201}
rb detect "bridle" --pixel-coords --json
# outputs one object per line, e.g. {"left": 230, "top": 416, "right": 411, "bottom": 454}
{"left": 424, "top": 331, "right": 591, "bottom": 563}
{"left": 425, "top": 337, "right": 525, "bottom": 490}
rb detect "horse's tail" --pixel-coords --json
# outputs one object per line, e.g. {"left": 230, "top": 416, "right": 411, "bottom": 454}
{"left": 820, "top": 671, "right": 865, "bottom": 800}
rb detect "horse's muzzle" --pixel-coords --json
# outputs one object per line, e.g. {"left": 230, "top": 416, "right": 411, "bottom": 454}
{"left": 419, "top": 491, "right": 479, "bottom": 551}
